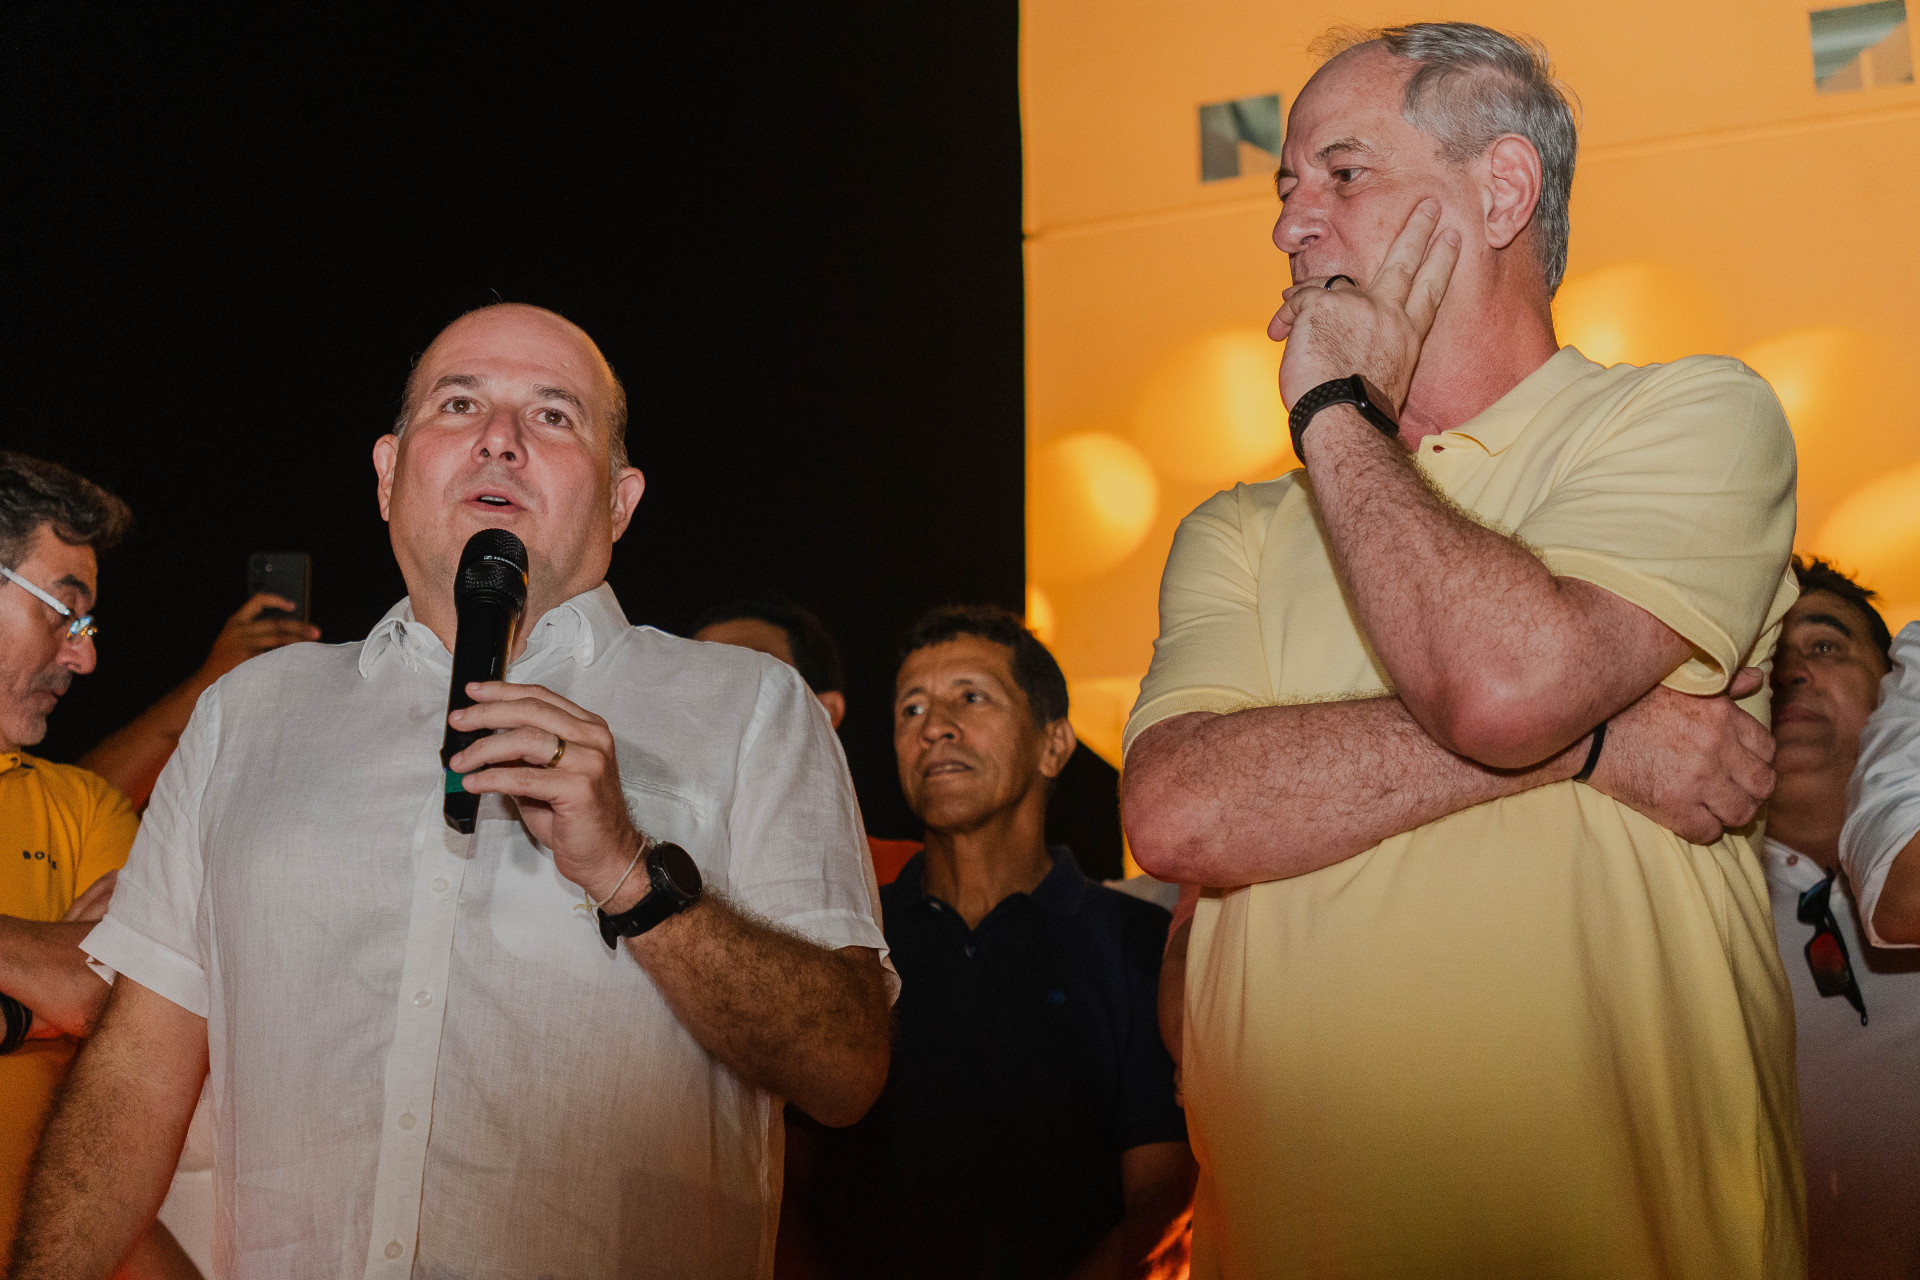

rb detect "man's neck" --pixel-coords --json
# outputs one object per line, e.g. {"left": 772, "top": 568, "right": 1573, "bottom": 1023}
{"left": 920, "top": 798, "right": 1054, "bottom": 931}
{"left": 1767, "top": 773, "right": 1849, "bottom": 872}
{"left": 1395, "top": 271, "right": 1560, "bottom": 447}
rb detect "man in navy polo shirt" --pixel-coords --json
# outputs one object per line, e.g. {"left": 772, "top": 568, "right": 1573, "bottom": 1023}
{"left": 800, "top": 605, "right": 1193, "bottom": 1279}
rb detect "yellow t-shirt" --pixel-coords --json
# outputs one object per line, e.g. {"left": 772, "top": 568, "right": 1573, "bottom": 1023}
{"left": 0, "top": 751, "right": 137, "bottom": 1252}
{"left": 1125, "top": 347, "right": 1803, "bottom": 1280}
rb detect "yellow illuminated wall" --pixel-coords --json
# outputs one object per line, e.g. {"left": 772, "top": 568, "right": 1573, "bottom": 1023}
{"left": 1023, "top": 1, "right": 1920, "bottom": 773}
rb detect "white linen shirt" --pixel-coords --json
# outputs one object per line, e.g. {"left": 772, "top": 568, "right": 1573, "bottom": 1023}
{"left": 1843, "top": 620, "right": 1920, "bottom": 949}
{"left": 1762, "top": 839, "right": 1920, "bottom": 1278}
{"left": 84, "top": 584, "right": 890, "bottom": 1280}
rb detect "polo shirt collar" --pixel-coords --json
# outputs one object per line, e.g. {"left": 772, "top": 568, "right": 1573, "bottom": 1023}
{"left": 359, "top": 582, "right": 629, "bottom": 678}
{"left": 1439, "top": 345, "right": 1600, "bottom": 457}
{"left": 894, "top": 844, "right": 1088, "bottom": 917}
{"left": 0, "top": 751, "right": 25, "bottom": 778}
{"left": 1763, "top": 837, "right": 1832, "bottom": 895}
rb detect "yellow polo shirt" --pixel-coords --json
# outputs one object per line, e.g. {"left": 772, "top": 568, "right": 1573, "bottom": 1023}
{"left": 1125, "top": 347, "right": 1803, "bottom": 1280}
{"left": 0, "top": 751, "right": 137, "bottom": 1252}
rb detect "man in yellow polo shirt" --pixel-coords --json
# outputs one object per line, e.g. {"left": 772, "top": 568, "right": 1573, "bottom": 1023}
{"left": 0, "top": 452, "right": 197, "bottom": 1275}
{"left": 1123, "top": 25, "right": 1801, "bottom": 1280}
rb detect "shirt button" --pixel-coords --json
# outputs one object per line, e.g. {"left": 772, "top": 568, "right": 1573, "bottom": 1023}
{"left": 431, "top": 876, "right": 450, "bottom": 894}
{"left": 1787, "top": 855, "right": 1799, "bottom": 865}
{"left": 413, "top": 990, "right": 434, "bottom": 1008}
{"left": 385, "top": 1241, "right": 403, "bottom": 1259}
{"left": 398, "top": 1112, "right": 417, "bottom": 1130}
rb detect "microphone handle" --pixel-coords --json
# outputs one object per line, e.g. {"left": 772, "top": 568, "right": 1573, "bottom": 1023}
{"left": 441, "top": 594, "right": 522, "bottom": 833}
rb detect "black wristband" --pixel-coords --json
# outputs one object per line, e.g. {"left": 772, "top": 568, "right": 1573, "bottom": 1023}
{"left": 1, "top": 992, "right": 31, "bottom": 1055}
{"left": 1288, "top": 375, "right": 1399, "bottom": 460}
{"left": 1572, "top": 720, "right": 1608, "bottom": 784}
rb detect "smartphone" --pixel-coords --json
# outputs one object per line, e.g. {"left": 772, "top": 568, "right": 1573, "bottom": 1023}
{"left": 247, "top": 552, "right": 311, "bottom": 622}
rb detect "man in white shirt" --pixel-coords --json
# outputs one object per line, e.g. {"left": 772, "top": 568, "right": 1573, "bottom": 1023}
{"left": 10, "top": 303, "right": 895, "bottom": 1280}
{"left": 1764, "top": 557, "right": 1920, "bottom": 1279}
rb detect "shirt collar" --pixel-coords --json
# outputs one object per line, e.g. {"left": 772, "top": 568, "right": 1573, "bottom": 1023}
{"left": 0, "top": 751, "right": 25, "bottom": 778}
{"left": 1763, "top": 837, "right": 1832, "bottom": 894}
{"left": 1436, "top": 345, "right": 1601, "bottom": 457}
{"left": 894, "top": 844, "right": 1089, "bottom": 918}
{"left": 358, "top": 582, "right": 629, "bottom": 679}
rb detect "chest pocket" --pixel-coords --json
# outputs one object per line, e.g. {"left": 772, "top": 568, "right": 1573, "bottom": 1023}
{"left": 483, "top": 774, "right": 710, "bottom": 963}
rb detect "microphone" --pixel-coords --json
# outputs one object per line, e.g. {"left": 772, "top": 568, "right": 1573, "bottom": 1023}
{"left": 441, "top": 529, "right": 529, "bottom": 833}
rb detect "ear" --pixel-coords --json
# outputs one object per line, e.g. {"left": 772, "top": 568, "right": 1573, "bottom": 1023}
{"left": 1481, "top": 134, "right": 1543, "bottom": 253}
{"left": 609, "top": 468, "right": 647, "bottom": 541}
{"left": 1039, "top": 717, "right": 1078, "bottom": 780}
{"left": 817, "top": 689, "right": 847, "bottom": 731}
{"left": 373, "top": 435, "right": 400, "bottom": 522}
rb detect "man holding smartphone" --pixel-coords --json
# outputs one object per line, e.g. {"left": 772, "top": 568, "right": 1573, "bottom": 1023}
{"left": 12, "top": 304, "right": 893, "bottom": 1279}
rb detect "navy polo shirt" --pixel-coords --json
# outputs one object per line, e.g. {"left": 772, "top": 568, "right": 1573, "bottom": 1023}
{"left": 804, "top": 846, "right": 1186, "bottom": 1279}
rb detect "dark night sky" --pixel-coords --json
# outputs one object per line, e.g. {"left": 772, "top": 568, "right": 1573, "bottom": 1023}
{"left": 2, "top": 3, "right": 1124, "bottom": 872}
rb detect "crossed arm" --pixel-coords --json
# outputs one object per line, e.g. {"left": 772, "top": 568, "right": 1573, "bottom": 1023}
{"left": 0, "top": 872, "right": 118, "bottom": 1038}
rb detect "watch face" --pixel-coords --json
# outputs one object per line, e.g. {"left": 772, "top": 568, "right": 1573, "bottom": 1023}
{"left": 653, "top": 842, "right": 702, "bottom": 898}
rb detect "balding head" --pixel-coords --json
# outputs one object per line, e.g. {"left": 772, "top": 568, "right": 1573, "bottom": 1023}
{"left": 372, "top": 303, "right": 645, "bottom": 650}
{"left": 397, "top": 304, "right": 630, "bottom": 470}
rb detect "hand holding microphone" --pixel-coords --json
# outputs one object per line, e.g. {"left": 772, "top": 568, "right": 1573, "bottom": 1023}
{"left": 441, "top": 530, "right": 530, "bottom": 833}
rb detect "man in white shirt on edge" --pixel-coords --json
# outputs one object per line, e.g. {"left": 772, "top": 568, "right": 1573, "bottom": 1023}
{"left": 1764, "top": 556, "right": 1920, "bottom": 1279}
{"left": 9, "top": 303, "right": 895, "bottom": 1280}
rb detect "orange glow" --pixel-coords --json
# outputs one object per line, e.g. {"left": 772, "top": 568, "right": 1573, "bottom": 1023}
{"left": 1814, "top": 460, "right": 1920, "bottom": 634}
{"left": 1131, "top": 330, "right": 1295, "bottom": 483}
{"left": 1552, "top": 263, "right": 1730, "bottom": 368}
{"left": 1028, "top": 432, "right": 1160, "bottom": 584}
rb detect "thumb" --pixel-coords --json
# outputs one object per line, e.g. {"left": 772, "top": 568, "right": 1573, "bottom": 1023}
{"left": 1727, "top": 666, "right": 1764, "bottom": 701}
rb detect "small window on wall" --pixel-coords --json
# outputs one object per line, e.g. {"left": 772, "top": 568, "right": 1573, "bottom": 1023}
{"left": 1199, "top": 94, "right": 1281, "bottom": 183}
{"left": 1811, "top": 0, "right": 1914, "bottom": 92}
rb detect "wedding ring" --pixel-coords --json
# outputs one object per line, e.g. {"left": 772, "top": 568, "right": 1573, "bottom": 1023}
{"left": 1325, "top": 274, "right": 1356, "bottom": 290}
{"left": 545, "top": 736, "right": 568, "bottom": 769}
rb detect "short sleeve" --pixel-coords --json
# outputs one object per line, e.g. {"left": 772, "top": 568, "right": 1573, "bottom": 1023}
{"left": 725, "top": 659, "right": 896, "bottom": 997}
{"left": 1842, "top": 623, "right": 1920, "bottom": 949}
{"left": 1115, "top": 903, "right": 1188, "bottom": 1151}
{"left": 1124, "top": 488, "right": 1274, "bottom": 758}
{"left": 74, "top": 774, "right": 138, "bottom": 893}
{"left": 1518, "top": 357, "right": 1797, "bottom": 695}
{"left": 82, "top": 684, "right": 221, "bottom": 1017}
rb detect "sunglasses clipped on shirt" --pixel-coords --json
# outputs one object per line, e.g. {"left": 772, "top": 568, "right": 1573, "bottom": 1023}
{"left": 0, "top": 565, "right": 97, "bottom": 641}
{"left": 1797, "top": 873, "right": 1867, "bottom": 1025}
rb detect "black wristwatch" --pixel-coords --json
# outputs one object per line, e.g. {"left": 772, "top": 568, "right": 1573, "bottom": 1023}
{"left": 1289, "top": 375, "right": 1400, "bottom": 459}
{"left": 597, "top": 841, "right": 703, "bottom": 948}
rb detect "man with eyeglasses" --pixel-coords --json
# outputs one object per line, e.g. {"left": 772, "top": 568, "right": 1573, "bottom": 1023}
{"left": 0, "top": 452, "right": 199, "bottom": 1275}
{"left": 1764, "top": 556, "right": 1920, "bottom": 1279}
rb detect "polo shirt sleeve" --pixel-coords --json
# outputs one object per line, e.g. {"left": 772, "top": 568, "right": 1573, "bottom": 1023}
{"left": 1115, "top": 903, "right": 1188, "bottom": 1151}
{"left": 1842, "top": 622, "right": 1920, "bottom": 949}
{"left": 725, "top": 659, "right": 895, "bottom": 996}
{"left": 73, "top": 772, "right": 138, "bottom": 894}
{"left": 82, "top": 684, "right": 220, "bottom": 1018}
{"left": 1517, "top": 356, "right": 1798, "bottom": 695}
{"left": 1124, "top": 486, "right": 1274, "bottom": 759}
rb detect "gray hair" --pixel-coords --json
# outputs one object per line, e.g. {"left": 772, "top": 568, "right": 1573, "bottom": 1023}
{"left": 1319, "top": 23, "right": 1580, "bottom": 295}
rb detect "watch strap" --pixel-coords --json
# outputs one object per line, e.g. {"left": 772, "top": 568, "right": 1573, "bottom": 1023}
{"left": 1289, "top": 375, "right": 1399, "bottom": 459}
{"left": 597, "top": 842, "right": 701, "bottom": 948}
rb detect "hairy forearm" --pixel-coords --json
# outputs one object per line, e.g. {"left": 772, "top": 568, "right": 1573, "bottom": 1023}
{"left": 12, "top": 979, "right": 208, "bottom": 1280}
{"left": 1124, "top": 696, "right": 1587, "bottom": 886}
{"left": 1301, "top": 408, "right": 1684, "bottom": 765}
{"left": 629, "top": 896, "right": 890, "bottom": 1126}
{"left": 0, "top": 918, "right": 110, "bottom": 1038}
{"left": 79, "top": 677, "right": 211, "bottom": 812}
{"left": 1872, "top": 832, "right": 1920, "bottom": 946}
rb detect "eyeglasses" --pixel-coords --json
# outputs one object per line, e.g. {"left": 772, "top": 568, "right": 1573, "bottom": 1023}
{"left": 0, "top": 565, "right": 97, "bottom": 642}
{"left": 1797, "top": 874, "right": 1867, "bottom": 1025}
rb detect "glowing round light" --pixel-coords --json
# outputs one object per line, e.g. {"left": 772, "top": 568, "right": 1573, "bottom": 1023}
{"left": 1738, "top": 327, "right": 1911, "bottom": 539}
{"left": 1028, "top": 432, "right": 1160, "bottom": 584}
{"left": 1813, "top": 459, "right": 1920, "bottom": 609}
{"left": 1553, "top": 262, "right": 1730, "bottom": 368}
{"left": 1131, "top": 330, "right": 1294, "bottom": 484}
{"left": 1026, "top": 584, "right": 1057, "bottom": 645}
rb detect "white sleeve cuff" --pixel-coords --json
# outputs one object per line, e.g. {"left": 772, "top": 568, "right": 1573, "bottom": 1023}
{"left": 775, "top": 906, "right": 898, "bottom": 1002}
{"left": 82, "top": 914, "right": 211, "bottom": 1018}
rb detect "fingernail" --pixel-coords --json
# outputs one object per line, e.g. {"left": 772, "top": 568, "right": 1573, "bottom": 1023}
{"left": 1445, "top": 230, "right": 1460, "bottom": 245}
{"left": 1422, "top": 197, "right": 1440, "bottom": 214}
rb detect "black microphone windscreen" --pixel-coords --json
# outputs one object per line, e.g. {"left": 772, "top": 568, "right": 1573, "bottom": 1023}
{"left": 454, "top": 529, "right": 529, "bottom": 607}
